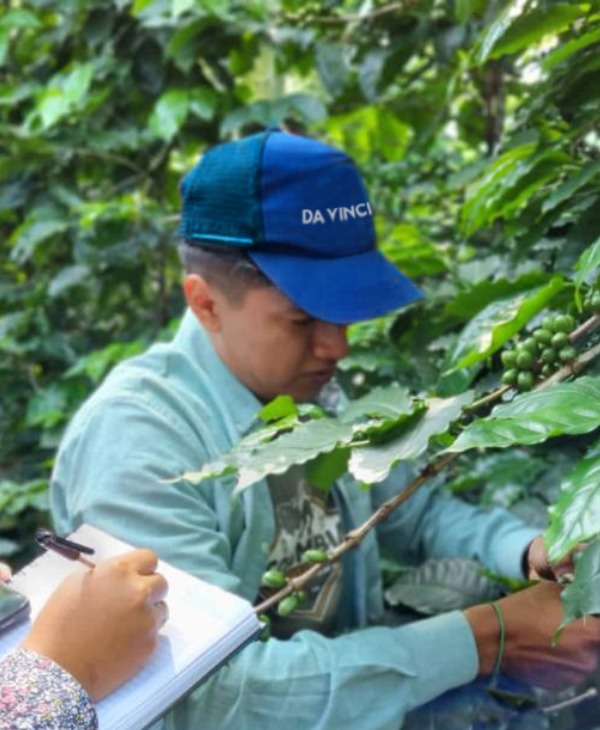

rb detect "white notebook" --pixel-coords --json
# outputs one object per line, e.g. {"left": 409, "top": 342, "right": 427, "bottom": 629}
{"left": 0, "top": 523, "right": 262, "bottom": 730}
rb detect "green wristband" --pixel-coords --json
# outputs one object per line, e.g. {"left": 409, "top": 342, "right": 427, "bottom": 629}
{"left": 490, "top": 601, "right": 505, "bottom": 676}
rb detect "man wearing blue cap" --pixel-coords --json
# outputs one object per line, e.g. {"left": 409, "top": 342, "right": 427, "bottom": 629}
{"left": 51, "top": 130, "right": 600, "bottom": 730}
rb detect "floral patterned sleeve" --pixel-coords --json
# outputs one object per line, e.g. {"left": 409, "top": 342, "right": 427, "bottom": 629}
{"left": 0, "top": 648, "right": 98, "bottom": 730}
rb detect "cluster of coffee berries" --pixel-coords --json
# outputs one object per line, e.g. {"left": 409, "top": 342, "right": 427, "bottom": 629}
{"left": 260, "top": 549, "right": 330, "bottom": 617}
{"left": 500, "top": 313, "right": 577, "bottom": 391}
{"left": 583, "top": 286, "right": 600, "bottom": 314}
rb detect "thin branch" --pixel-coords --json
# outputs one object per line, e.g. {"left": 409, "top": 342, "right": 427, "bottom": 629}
{"left": 537, "top": 340, "right": 600, "bottom": 390}
{"left": 254, "top": 453, "right": 457, "bottom": 615}
{"left": 466, "top": 384, "right": 510, "bottom": 413}
{"left": 569, "top": 312, "right": 600, "bottom": 342}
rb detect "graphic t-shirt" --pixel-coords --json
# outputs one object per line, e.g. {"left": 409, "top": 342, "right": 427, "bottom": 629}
{"left": 263, "top": 465, "right": 344, "bottom": 638}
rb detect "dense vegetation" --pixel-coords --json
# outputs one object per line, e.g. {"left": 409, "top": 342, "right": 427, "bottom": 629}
{"left": 2, "top": 0, "right": 600, "bottom": 719}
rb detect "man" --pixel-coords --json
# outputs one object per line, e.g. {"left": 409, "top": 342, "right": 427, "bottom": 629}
{"left": 51, "top": 130, "right": 600, "bottom": 730}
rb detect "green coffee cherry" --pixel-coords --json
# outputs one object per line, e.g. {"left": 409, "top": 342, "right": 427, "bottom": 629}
{"left": 303, "top": 549, "right": 329, "bottom": 563}
{"left": 533, "top": 328, "right": 553, "bottom": 345}
{"left": 542, "top": 315, "right": 558, "bottom": 332}
{"left": 554, "top": 314, "right": 575, "bottom": 333}
{"left": 296, "top": 589, "right": 309, "bottom": 604}
{"left": 541, "top": 348, "right": 558, "bottom": 364}
{"left": 550, "top": 332, "right": 569, "bottom": 349}
{"left": 517, "top": 371, "right": 534, "bottom": 391}
{"left": 521, "top": 338, "right": 538, "bottom": 355}
{"left": 277, "top": 594, "right": 300, "bottom": 617}
{"left": 259, "top": 614, "right": 271, "bottom": 642}
{"left": 516, "top": 350, "right": 534, "bottom": 370}
{"left": 558, "top": 345, "right": 577, "bottom": 362}
{"left": 501, "top": 350, "right": 518, "bottom": 368}
{"left": 501, "top": 368, "right": 518, "bottom": 385}
{"left": 261, "top": 569, "right": 287, "bottom": 589}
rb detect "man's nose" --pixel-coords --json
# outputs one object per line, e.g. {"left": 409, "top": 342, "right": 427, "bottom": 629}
{"left": 313, "top": 323, "right": 349, "bottom": 362}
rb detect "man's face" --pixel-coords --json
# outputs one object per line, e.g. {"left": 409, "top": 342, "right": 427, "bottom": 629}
{"left": 210, "top": 285, "right": 349, "bottom": 403}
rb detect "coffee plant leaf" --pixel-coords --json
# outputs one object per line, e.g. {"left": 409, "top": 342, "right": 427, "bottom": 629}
{"left": 559, "top": 536, "right": 600, "bottom": 626}
{"left": 385, "top": 558, "right": 502, "bottom": 615}
{"left": 350, "top": 392, "right": 474, "bottom": 484}
{"left": 545, "top": 439, "right": 600, "bottom": 562}
{"left": 448, "top": 377, "right": 600, "bottom": 453}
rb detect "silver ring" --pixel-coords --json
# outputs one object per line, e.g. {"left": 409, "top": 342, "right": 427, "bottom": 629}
{"left": 154, "top": 599, "right": 169, "bottom": 627}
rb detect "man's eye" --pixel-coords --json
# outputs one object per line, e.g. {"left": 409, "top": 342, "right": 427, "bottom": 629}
{"left": 291, "top": 318, "right": 312, "bottom": 326}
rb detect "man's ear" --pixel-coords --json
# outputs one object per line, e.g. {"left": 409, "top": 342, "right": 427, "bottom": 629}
{"left": 183, "top": 274, "right": 222, "bottom": 332}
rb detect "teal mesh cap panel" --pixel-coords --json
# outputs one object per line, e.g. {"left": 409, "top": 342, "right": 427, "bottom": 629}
{"left": 179, "top": 132, "right": 269, "bottom": 247}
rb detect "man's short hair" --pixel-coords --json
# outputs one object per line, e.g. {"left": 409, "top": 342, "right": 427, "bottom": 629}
{"left": 178, "top": 241, "right": 272, "bottom": 305}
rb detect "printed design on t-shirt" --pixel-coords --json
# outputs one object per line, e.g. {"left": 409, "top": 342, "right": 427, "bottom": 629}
{"left": 264, "top": 467, "right": 344, "bottom": 636}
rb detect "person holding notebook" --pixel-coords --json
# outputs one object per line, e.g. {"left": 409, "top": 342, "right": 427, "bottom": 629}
{"left": 0, "top": 549, "right": 168, "bottom": 730}
{"left": 50, "top": 130, "right": 600, "bottom": 730}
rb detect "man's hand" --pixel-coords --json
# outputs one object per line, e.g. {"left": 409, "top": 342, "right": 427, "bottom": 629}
{"left": 525, "top": 535, "right": 582, "bottom": 581}
{"left": 22, "top": 548, "right": 168, "bottom": 701}
{"left": 465, "top": 581, "right": 600, "bottom": 690}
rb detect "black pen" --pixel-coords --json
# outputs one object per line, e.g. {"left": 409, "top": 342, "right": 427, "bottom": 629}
{"left": 35, "top": 528, "right": 97, "bottom": 569}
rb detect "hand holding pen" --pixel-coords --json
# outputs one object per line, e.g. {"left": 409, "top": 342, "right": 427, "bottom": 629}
{"left": 35, "top": 528, "right": 97, "bottom": 568}
{"left": 22, "top": 546, "right": 169, "bottom": 701}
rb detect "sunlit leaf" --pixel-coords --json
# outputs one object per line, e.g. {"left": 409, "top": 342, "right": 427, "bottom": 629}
{"left": 545, "top": 440, "right": 600, "bottom": 561}
{"left": 259, "top": 395, "right": 298, "bottom": 422}
{"left": 350, "top": 392, "right": 474, "bottom": 484}
{"left": 149, "top": 89, "right": 190, "bottom": 141}
{"left": 574, "top": 236, "right": 600, "bottom": 301}
{"left": 448, "top": 378, "right": 600, "bottom": 453}
{"left": 48, "top": 265, "right": 90, "bottom": 298}
{"left": 461, "top": 146, "right": 570, "bottom": 235}
{"left": 339, "top": 385, "right": 413, "bottom": 424}
{"left": 444, "top": 277, "right": 564, "bottom": 372}
{"left": 235, "top": 419, "right": 355, "bottom": 494}
{"left": 478, "top": 3, "right": 584, "bottom": 64}
{"left": 542, "top": 25, "right": 600, "bottom": 70}
{"left": 543, "top": 159, "right": 600, "bottom": 214}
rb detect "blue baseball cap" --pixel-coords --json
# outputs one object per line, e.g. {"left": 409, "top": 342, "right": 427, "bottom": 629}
{"left": 179, "top": 129, "right": 422, "bottom": 324}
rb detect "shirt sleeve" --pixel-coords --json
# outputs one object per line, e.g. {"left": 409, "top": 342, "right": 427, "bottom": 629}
{"left": 373, "top": 463, "right": 538, "bottom": 578}
{"left": 0, "top": 648, "right": 97, "bottom": 730}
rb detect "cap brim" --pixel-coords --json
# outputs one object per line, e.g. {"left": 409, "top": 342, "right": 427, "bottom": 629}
{"left": 249, "top": 248, "right": 423, "bottom": 325}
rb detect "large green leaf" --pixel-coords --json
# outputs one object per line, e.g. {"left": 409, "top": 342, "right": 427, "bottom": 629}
{"left": 443, "top": 270, "right": 547, "bottom": 321}
{"left": 180, "top": 418, "right": 355, "bottom": 494}
{"left": 448, "top": 378, "right": 600, "bottom": 453}
{"left": 574, "top": 236, "right": 600, "bottom": 301}
{"left": 149, "top": 89, "right": 190, "bottom": 141}
{"left": 33, "top": 62, "right": 95, "bottom": 129}
{"left": 461, "top": 146, "right": 570, "bottom": 235}
{"left": 443, "top": 277, "right": 564, "bottom": 373}
{"left": 339, "top": 385, "right": 414, "bottom": 425}
{"left": 350, "top": 392, "right": 474, "bottom": 484}
{"left": 545, "top": 440, "right": 600, "bottom": 561}
{"left": 542, "top": 159, "right": 600, "bottom": 215}
{"left": 559, "top": 536, "right": 600, "bottom": 626}
{"left": 542, "top": 25, "right": 600, "bottom": 70}
{"left": 234, "top": 418, "right": 355, "bottom": 493}
{"left": 385, "top": 558, "right": 501, "bottom": 615}
{"left": 478, "top": 3, "right": 585, "bottom": 64}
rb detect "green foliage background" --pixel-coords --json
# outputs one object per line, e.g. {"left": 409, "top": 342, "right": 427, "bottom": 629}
{"left": 2, "top": 0, "right": 600, "bottom": 659}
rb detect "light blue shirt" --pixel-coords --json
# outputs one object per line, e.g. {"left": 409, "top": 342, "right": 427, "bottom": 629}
{"left": 51, "top": 310, "right": 537, "bottom": 730}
